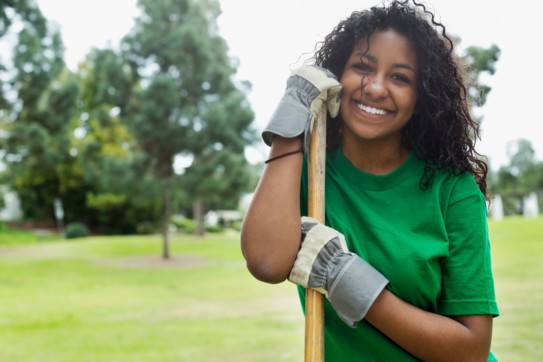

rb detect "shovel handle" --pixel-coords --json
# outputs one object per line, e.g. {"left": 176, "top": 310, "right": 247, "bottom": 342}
{"left": 304, "top": 105, "right": 327, "bottom": 361}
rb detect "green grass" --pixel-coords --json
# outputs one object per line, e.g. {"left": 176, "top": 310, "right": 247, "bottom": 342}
{"left": 0, "top": 228, "right": 58, "bottom": 245}
{"left": 0, "top": 217, "right": 541, "bottom": 361}
{"left": 0, "top": 231, "right": 304, "bottom": 361}
{"left": 488, "top": 216, "right": 543, "bottom": 361}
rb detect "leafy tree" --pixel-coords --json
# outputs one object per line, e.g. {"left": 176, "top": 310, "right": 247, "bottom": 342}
{"left": 122, "top": 0, "right": 255, "bottom": 255}
{"left": 74, "top": 48, "right": 162, "bottom": 234}
{"left": 489, "top": 139, "right": 543, "bottom": 215}
{"left": 0, "top": 0, "right": 79, "bottom": 222}
{"left": 462, "top": 44, "right": 500, "bottom": 112}
{"left": 180, "top": 81, "right": 255, "bottom": 235}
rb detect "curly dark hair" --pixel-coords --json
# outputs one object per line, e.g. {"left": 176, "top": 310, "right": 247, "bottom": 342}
{"left": 313, "top": 0, "right": 488, "bottom": 196}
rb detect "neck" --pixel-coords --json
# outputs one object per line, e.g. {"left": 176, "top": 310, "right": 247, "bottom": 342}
{"left": 341, "top": 138, "right": 410, "bottom": 175}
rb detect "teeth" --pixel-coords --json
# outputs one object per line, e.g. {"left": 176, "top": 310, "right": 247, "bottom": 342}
{"left": 356, "top": 103, "right": 388, "bottom": 115}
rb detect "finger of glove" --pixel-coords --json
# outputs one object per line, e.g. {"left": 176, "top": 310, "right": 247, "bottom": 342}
{"left": 291, "top": 65, "right": 341, "bottom": 93}
{"left": 301, "top": 216, "right": 319, "bottom": 240}
{"left": 289, "top": 220, "right": 348, "bottom": 295}
{"left": 308, "top": 84, "right": 342, "bottom": 118}
{"left": 305, "top": 235, "right": 352, "bottom": 297}
{"left": 293, "top": 66, "right": 342, "bottom": 119}
{"left": 327, "top": 89, "right": 342, "bottom": 118}
{"left": 328, "top": 256, "right": 389, "bottom": 328}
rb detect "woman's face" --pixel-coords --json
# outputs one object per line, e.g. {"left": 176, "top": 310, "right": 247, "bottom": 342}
{"left": 339, "top": 29, "right": 419, "bottom": 148}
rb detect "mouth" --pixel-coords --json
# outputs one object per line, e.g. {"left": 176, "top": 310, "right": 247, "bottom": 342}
{"left": 355, "top": 102, "right": 389, "bottom": 116}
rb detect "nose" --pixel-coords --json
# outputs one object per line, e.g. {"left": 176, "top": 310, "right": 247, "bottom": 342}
{"left": 363, "top": 75, "right": 388, "bottom": 99}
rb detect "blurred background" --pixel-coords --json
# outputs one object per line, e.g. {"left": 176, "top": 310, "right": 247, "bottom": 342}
{"left": 0, "top": 0, "right": 541, "bottom": 361}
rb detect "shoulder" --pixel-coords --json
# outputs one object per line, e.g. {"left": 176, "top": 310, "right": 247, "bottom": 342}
{"left": 414, "top": 154, "right": 483, "bottom": 203}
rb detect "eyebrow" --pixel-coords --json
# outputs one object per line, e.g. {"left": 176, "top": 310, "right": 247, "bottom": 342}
{"left": 356, "top": 52, "right": 417, "bottom": 74}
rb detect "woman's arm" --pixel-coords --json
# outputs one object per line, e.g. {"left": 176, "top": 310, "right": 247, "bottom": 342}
{"left": 241, "top": 65, "right": 342, "bottom": 284}
{"left": 289, "top": 219, "right": 494, "bottom": 360}
{"left": 366, "top": 289, "right": 493, "bottom": 362}
{"left": 240, "top": 136, "right": 304, "bottom": 284}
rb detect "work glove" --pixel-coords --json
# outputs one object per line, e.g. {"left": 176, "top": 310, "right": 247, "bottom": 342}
{"left": 262, "top": 65, "right": 342, "bottom": 152}
{"left": 289, "top": 217, "right": 389, "bottom": 328}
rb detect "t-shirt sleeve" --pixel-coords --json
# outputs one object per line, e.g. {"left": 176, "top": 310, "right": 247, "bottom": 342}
{"left": 438, "top": 175, "right": 499, "bottom": 317}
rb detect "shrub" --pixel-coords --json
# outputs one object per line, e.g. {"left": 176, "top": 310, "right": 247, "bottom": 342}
{"left": 171, "top": 216, "right": 195, "bottom": 234}
{"left": 65, "top": 222, "right": 90, "bottom": 239}
{"left": 205, "top": 224, "right": 223, "bottom": 233}
{"left": 136, "top": 221, "right": 157, "bottom": 234}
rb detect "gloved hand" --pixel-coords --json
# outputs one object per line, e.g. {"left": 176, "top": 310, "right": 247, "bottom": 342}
{"left": 289, "top": 217, "right": 389, "bottom": 328}
{"left": 262, "top": 65, "right": 342, "bottom": 151}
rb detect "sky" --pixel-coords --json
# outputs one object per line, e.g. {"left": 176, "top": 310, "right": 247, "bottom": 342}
{"left": 36, "top": 0, "right": 541, "bottom": 171}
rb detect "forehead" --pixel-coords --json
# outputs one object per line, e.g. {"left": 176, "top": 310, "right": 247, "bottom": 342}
{"left": 352, "top": 29, "right": 418, "bottom": 66}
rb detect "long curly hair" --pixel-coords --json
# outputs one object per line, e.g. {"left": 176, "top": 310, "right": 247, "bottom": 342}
{"left": 314, "top": 0, "right": 488, "bottom": 197}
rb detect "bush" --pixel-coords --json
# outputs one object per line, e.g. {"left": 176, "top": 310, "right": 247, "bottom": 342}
{"left": 136, "top": 221, "right": 157, "bottom": 234}
{"left": 171, "top": 216, "right": 195, "bottom": 234}
{"left": 65, "top": 222, "right": 90, "bottom": 239}
{"left": 205, "top": 224, "right": 223, "bottom": 233}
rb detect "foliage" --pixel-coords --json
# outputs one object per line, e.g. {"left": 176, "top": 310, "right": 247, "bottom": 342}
{"left": 0, "top": 0, "right": 256, "bottom": 237}
{"left": 488, "top": 138, "right": 543, "bottom": 215}
{"left": 64, "top": 222, "right": 90, "bottom": 239}
{"left": 73, "top": 48, "right": 163, "bottom": 234}
{"left": 0, "top": 1, "right": 79, "bottom": 222}
{"left": 121, "top": 0, "right": 255, "bottom": 245}
{"left": 462, "top": 44, "right": 500, "bottom": 111}
{"left": 170, "top": 215, "right": 196, "bottom": 234}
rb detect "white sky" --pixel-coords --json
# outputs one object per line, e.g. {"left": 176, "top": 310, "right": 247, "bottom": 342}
{"left": 36, "top": 0, "right": 542, "bottom": 170}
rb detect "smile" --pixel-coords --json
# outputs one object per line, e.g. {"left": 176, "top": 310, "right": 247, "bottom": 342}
{"left": 356, "top": 102, "right": 389, "bottom": 116}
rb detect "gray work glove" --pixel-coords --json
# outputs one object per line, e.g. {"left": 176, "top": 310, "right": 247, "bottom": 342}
{"left": 262, "top": 65, "right": 342, "bottom": 151}
{"left": 289, "top": 217, "right": 389, "bottom": 328}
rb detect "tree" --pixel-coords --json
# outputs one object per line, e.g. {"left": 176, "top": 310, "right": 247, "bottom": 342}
{"left": 74, "top": 48, "right": 163, "bottom": 234}
{"left": 489, "top": 139, "right": 543, "bottom": 215}
{"left": 461, "top": 44, "right": 500, "bottom": 123}
{"left": 122, "top": 0, "right": 254, "bottom": 256}
{"left": 0, "top": 0, "right": 79, "bottom": 223}
{"left": 180, "top": 80, "right": 255, "bottom": 235}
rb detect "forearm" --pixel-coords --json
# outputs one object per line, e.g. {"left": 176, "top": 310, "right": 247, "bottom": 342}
{"left": 241, "top": 136, "right": 304, "bottom": 283}
{"left": 366, "top": 289, "right": 493, "bottom": 361}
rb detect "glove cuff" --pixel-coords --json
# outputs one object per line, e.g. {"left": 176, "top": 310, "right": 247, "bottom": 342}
{"left": 328, "top": 256, "right": 389, "bottom": 328}
{"left": 262, "top": 97, "right": 311, "bottom": 146}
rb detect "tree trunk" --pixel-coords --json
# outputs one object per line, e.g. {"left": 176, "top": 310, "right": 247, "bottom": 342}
{"left": 193, "top": 196, "right": 205, "bottom": 236}
{"left": 162, "top": 187, "right": 171, "bottom": 259}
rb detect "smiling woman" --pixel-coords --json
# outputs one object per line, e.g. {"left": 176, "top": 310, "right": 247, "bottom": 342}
{"left": 339, "top": 29, "right": 419, "bottom": 173}
{"left": 241, "top": 1, "right": 499, "bottom": 361}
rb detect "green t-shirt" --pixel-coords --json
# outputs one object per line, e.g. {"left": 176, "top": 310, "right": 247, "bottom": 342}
{"left": 299, "top": 149, "right": 499, "bottom": 361}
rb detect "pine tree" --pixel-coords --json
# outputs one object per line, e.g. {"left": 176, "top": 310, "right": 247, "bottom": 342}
{"left": 122, "top": 0, "right": 254, "bottom": 256}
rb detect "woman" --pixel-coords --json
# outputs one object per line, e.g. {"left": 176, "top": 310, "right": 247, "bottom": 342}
{"left": 241, "top": 1, "right": 499, "bottom": 360}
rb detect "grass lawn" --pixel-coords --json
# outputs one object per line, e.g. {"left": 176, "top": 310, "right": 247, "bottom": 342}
{"left": 0, "top": 216, "right": 541, "bottom": 361}
{"left": 488, "top": 216, "right": 543, "bottom": 361}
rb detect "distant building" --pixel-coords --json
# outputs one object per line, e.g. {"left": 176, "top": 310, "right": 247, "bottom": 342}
{"left": 0, "top": 186, "right": 22, "bottom": 221}
{"left": 205, "top": 210, "right": 242, "bottom": 227}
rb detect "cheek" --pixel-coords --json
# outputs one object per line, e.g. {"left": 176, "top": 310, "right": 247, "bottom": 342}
{"left": 401, "top": 92, "right": 419, "bottom": 115}
{"left": 339, "top": 96, "right": 351, "bottom": 121}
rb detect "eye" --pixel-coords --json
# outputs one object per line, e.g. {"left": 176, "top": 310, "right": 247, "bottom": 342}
{"left": 353, "top": 62, "right": 372, "bottom": 73}
{"left": 392, "top": 73, "right": 411, "bottom": 84}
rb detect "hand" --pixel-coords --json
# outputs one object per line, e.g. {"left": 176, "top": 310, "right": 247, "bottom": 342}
{"left": 262, "top": 65, "right": 342, "bottom": 151}
{"left": 289, "top": 217, "right": 389, "bottom": 327}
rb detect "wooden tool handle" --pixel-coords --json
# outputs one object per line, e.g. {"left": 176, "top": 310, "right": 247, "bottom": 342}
{"left": 305, "top": 106, "right": 327, "bottom": 361}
